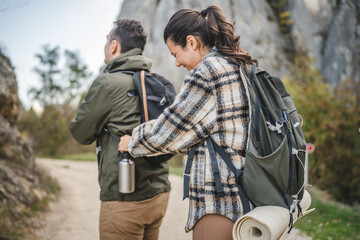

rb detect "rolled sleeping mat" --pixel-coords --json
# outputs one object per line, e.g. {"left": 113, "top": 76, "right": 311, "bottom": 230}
{"left": 232, "top": 190, "right": 315, "bottom": 240}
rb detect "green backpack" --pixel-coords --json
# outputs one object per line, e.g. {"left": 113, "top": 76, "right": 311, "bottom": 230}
{"left": 183, "top": 64, "right": 307, "bottom": 230}
{"left": 241, "top": 64, "right": 306, "bottom": 227}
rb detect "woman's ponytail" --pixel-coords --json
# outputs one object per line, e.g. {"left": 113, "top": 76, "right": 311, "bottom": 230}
{"left": 205, "top": 6, "right": 258, "bottom": 66}
{"left": 164, "top": 5, "right": 257, "bottom": 66}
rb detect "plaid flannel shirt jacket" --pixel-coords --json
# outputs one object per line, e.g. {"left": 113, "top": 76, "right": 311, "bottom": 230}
{"left": 128, "top": 48, "right": 250, "bottom": 231}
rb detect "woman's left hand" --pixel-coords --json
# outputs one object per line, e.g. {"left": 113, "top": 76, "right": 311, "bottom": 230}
{"left": 118, "top": 135, "right": 132, "bottom": 152}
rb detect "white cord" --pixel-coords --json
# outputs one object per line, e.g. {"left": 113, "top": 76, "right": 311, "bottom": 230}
{"left": 292, "top": 148, "right": 306, "bottom": 197}
{"left": 298, "top": 114, "right": 304, "bottom": 127}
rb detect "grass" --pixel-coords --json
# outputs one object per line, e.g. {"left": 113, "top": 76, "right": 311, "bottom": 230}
{"left": 42, "top": 153, "right": 185, "bottom": 177}
{"left": 40, "top": 152, "right": 97, "bottom": 161}
{"left": 169, "top": 166, "right": 183, "bottom": 177}
{"left": 39, "top": 153, "right": 185, "bottom": 178}
{"left": 295, "top": 192, "right": 360, "bottom": 240}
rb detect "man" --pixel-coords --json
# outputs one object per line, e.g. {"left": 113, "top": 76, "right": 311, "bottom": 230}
{"left": 69, "top": 19, "right": 170, "bottom": 240}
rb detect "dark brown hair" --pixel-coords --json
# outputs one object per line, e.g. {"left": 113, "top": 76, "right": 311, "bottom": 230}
{"left": 164, "top": 5, "right": 258, "bottom": 66}
{"left": 111, "top": 19, "right": 147, "bottom": 53}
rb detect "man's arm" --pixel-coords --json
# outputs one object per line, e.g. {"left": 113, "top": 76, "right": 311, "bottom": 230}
{"left": 69, "top": 77, "right": 113, "bottom": 144}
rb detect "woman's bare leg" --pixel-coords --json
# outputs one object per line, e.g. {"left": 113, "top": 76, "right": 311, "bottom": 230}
{"left": 193, "top": 214, "right": 234, "bottom": 240}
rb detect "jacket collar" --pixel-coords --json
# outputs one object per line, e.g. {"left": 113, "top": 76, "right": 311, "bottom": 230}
{"left": 103, "top": 48, "right": 152, "bottom": 73}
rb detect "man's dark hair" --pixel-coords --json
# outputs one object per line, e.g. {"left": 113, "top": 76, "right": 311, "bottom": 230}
{"left": 111, "top": 19, "right": 147, "bottom": 53}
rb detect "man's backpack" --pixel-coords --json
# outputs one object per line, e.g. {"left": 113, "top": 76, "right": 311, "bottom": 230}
{"left": 126, "top": 70, "right": 177, "bottom": 123}
{"left": 96, "top": 70, "right": 177, "bottom": 169}
{"left": 183, "top": 65, "right": 306, "bottom": 230}
{"left": 116, "top": 70, "right": 177, "bottom": 163}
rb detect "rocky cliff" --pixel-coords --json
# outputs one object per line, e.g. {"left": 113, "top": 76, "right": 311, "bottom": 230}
{"left": 119, "top": 0, "right": 359, "bottom": 90}
{"left": 0, "top": 52, "right": 49, "bottom": 237}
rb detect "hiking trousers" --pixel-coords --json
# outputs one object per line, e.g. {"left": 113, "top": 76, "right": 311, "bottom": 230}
{"left": 99, "top": 191, "right": 170, "bottom": 240}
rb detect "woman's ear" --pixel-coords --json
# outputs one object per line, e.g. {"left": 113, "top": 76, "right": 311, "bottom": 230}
{"left": 186, "top": 35, "right": 199, "bottom": 50}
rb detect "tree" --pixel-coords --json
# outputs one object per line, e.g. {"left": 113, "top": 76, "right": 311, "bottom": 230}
{"left": 28, "top": 45, "right": 62, "bottom": 107}
{"left": 22, "top": 45, "right": 93, "bottom": 156}
{"left": 63, "top": 50, "right": 92, "bottom": 107}
{"left": 28, "top": 45, "right": 92, "bottom": 108}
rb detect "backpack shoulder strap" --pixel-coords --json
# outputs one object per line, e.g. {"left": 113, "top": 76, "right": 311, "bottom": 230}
{"left": 206, "top": 138, "right": 225, "bottom": 198}
{"left": 183, "top": 144, "right": 197, "bottom": 200}
{"left": 209, "top": 138, "right": 251, "bottom": 214}
{"left": 140, "top": 70, "right": 149, "bottom": 122}
{"left": 182, "top": 137, "right": 252, "bottom": 214}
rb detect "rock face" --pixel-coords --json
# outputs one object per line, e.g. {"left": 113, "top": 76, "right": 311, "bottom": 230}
{"left": 0, "top": 53, "right": 46, "bottom": 225}
{"left": 290, "top": 0, "right": 360, "bottom": 87}
{"left": 119, "top": 0, "right": 359, "bottom": 90}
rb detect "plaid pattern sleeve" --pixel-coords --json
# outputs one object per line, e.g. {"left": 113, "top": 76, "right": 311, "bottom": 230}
{"left": 128, "top": 58, "right": 217, "bottom": 157}
{"left": 129, "top": 48, "right": 250, "bottom": 232}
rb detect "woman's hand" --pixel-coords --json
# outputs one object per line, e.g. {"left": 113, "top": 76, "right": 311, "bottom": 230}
{"left": 118, "top": 135, "right": 132, "bottom": 152}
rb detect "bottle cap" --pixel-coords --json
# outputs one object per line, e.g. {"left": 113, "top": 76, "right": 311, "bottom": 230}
{"left": 122, "top": 152, "right": 131, "bottom": 159}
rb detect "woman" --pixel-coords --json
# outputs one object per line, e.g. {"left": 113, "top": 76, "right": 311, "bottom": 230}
{"left": 119, "top": 5, "right": 258, "bottom": 240}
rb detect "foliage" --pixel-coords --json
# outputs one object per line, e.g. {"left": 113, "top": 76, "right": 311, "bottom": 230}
{"left": 267, "top": 0, "right": 295, "bottom": 54}
{"left": 28, "top": 45, "right": 92, "bottom": 107}
{"left": 63, "top": 50, "right": 92, "bottom": 107}
{"left": 18, "top": 108, "right": 40, "bottom": 142}
{"left": 169, "top": 166, "right": 184, "bottom": 177}
{"left": 19, "top": 44, "right": 93, "bottom": 156}
{"left": 283, "top": 56, "right": 360, "bottom": 204}
{"left": 295, "top": 193, "right": 360, "bottom": 240}
{"left": 28, "top": 45, "right": 62, "bottom": 106}
{"left": 167, "top": 154, "right": 184, "bottom": 168}
{"left": 37, "top": 105, "right": 69, "bottom": 155}
{"left": 42, "top": 152, "right": 97, "bottom": 162}
{"left": 19, "top": 106, "right": 66, "bottom": 155}
{"left": 19, "top": 106, "right": 94, "bottom": 156}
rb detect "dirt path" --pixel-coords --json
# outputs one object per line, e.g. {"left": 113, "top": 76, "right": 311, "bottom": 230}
{"left": 34, "top": 158, "right": 309, "bottom": 240}
{"left": 34, "top": 158, "right": 191, "bottom": 240}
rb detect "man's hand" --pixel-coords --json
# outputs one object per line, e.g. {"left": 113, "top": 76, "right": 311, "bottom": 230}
{"left": 119, "top": 135, "right": 131, "bottom": 152}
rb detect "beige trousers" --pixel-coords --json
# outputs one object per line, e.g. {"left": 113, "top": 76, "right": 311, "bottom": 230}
{"left": 192, "top": 214, "right": 234, "bottom": 240}
{"left": 99, "top": 192, "right": 170, "bottom": 240}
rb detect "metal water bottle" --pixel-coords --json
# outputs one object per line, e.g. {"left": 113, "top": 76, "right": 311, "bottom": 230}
{"left": 118, "top": 152, "right": 135, "bottom": 193}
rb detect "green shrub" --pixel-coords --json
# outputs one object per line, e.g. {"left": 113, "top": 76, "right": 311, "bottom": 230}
{"left": 283, "top": 57, "right": 360, "bottom": 204}
{"left": 19, "top": 105, "right": 94, "bottom": 156}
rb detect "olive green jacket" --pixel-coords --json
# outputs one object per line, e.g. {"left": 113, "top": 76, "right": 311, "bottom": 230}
{"left": 69, "top": 48, "right": 170, "bottom": 201}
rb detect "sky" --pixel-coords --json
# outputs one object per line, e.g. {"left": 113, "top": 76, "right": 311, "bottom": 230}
{"left": 0, "top": 0, "right": 123, "bottom": 109}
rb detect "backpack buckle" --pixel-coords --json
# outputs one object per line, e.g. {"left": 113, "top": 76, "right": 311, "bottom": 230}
{"left": 160, "top": 97, "right": 167, "bottom": 106}
{"left": 96, "top": 146, "right": 101, "bottom": 155}
{"left": 289, "top": 198, "right": 298, "bottom": 214}
{"left": 266, "top": 120, "right": 284, "bottom": 133}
